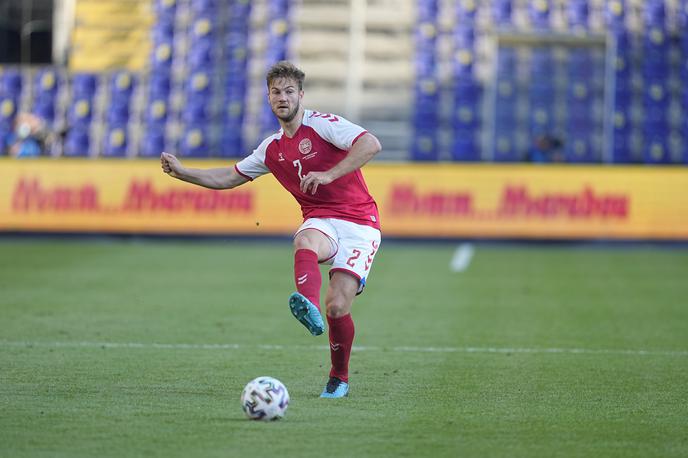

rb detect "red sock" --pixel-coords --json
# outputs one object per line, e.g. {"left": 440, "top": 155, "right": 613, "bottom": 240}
{"left": 327, "top": 314, "right": 355, "bottom": 383}
{"left": 294, "top": 249, "right": 321, "bottom": 310}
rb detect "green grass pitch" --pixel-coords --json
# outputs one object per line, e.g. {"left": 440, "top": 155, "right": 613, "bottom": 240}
{"left": 1, "top": 238, "right": 687, "bottom": 457}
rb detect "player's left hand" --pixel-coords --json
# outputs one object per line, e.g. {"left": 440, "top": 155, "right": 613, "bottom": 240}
{"left": 300, "top": 171, "right": 333, "bottom": 195}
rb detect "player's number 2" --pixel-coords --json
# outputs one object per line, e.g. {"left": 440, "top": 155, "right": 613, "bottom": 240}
{"left": 293, "top": 159, "right": 304, "bottom": 179}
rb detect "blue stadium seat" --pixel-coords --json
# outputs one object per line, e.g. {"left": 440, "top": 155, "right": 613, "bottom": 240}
{"left": 456, "top": 0, "right": 477, "bottom": 20}
{"left": 186, "top": 71, "right": 212, "bottom": 98}
{"left": 63, "top": 127, "right": 91, "bottom": 157}
{"left": 411, "top": 131, "right": 439, "bottom": 161}
{"left": 68, "top": 97, "right": 93, "bottom": 126}
{"left": 643, "top": 136, "right": 670, "bottom": 164}
{"left": 149, "top": 73, "right": 171, "bottom": 97}
{"left": 180, "top": 125, "right": 210, "bottom": 157}
{"left": 493, "top": 133, "right": 521, "bottom": 162}
{"left": 191, "top": 0, "right": 218, "bottom": 15}
{"left": 606, "top": 0, "right": 626, "bottom": 31}
{"left": 33, "top": 99, "right": 56, "bottom": 124}
{"left": 612, "top": 131, "right": 632, "bottom": 163}
{"left": 110, "top": 71, "right": 135, "bottom": 99}
{"left": 145, "top": 96, "right": 169, "bottom": 125}
{"left": 154, "top": 0, "right": 177, "bottom": 18}
{"left": 564, "top": 137, "right": 595, "bottom": 163}
{"left": 0, "top": 123, "right": 11, "bottom": 155}
{"left": 643, "top": 1, "right": 666, "bottom": 26}
{"left": 567, "top": 0, "right": 589, "bottom": 29}
{"left": 190, "top": 16, "right": 216, "bottom": 45}
{"left": 182, "top": 99, "right": 210, "bottom": 123}
{"left": 220, "top": 130, "right": 243, "bottom": 158}
{"left": 139, "top": 127, "right": 166, "bottom": 157}
{"left": 102, "top": 125, "right": 129, "bottom": 157}
{"left": 492, "top": 0, "right": 513, "bottom": 26}
{"left": 529, "top": 0, "right": 551, "bottom": 29}
{"left": 496, "top": 48, "right": 517, "bottom": 76}
{"left": 33, "top": 69, "right": 59, "bottom": 99}
{"left": 72, "top": 73, "right": 98, "bottom": 98}
{"left": 150, "top": 39, "right": 174, "bottom": 70}
{"left": 188, "top": 41, "right": 214, "bottom": 70}
{"left": 0, "top": 96, "right": 18, "bottom": 125}
{"left": 0, "top": 70, "right": 22, "bottom": 97}
{"left": 107, "top": 102, "right": 130, "bottom": 125}
{"left": 452, "top": 129, "right": 480, "bottom": 161}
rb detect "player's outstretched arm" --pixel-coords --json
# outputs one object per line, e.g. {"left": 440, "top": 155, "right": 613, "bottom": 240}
{"left": 300, "top": 133, "right": 381, "bottom": 195}
{"left": 160, "top": 152, "right": 249, "bottom": 190}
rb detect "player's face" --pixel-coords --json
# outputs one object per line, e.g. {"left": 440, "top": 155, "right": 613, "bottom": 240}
{"left": 268, "top": 78, "right": 303, "bottom": 123}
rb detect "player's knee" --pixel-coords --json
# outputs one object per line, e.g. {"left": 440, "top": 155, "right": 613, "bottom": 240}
{"left": 325, "top": 295, "right": 351, "bottom": 318}
{"left": 293, "top": 231, "right": 318, "bottom": 251}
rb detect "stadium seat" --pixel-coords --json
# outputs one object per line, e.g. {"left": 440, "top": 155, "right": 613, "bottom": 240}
{"left": 493, "top": 133, "right": 521, "bottom": 162}
{"left": 180, "top": 125, "right": 211, "bottom": 157}
{"left": 643, "top": 1, "right": 666, "bottom": 27}
{"left": 33, "top": 99, "right": 56, "bottom": 125}
{"left": 186, "top": 70, "right": 212, "bottom": 98}
{"left": 63, "top": 127, "right": 91, "bottom": 157}
{"left": 154, "top": 0, "right": 177, "bottom": 19}
{"left": 145, "top": 96, "right": 169, "bottom": 125}
{"left": 33, "top": 69, "right": 59, "bottom": 99}
{"left": 411, "top": 131, "right": 439, "bottom": 161}
{"left": 492, "top": 0, "right": 513, "bottom": 26}
{"left": 188, "top": 41, "right": 214, "bottom": 70}
{"left": 529, "top": 0, "right": 551, "bottom": 29}
{"left": 605, "top": 0, "right": 626, "bottom": 31}
{"left": 182, "top": 99, "right": 210, "bottom": 123}
{"left": 0, "top": 70, "right": 22, "bottom": 97}
{"left": 643, "top": 136, "right": 670, "bottom": 164}
{"left": 102, "top": 125, "right": 129, "bottom": 157}
{"left": 107, "top": 102, "right": 131, "bottom": 125}
{"left": 110, "top": 71, "right": 136, "bottom": 99}
{"left": 0, "top": 97, "right": 18, "bottom": 125}
{"left": 191, "top": 0, "right": 218, "bottom": 15}
{"left": 564, "top": 137, "right": 595, "bottom": 163}
{"left": 149, "top": 73, "right": 171, "bottom": 97}
{"left": 451, "top": 129, "right": 480, "bottom": 161}
{"left": 139, "top": 127, "right": 166, "bottom": 157}
{"left": 150, "top": 39, "right": 174, "bottom": 70}
{"left": 567, "top": 0, "right": 589, "bottom": 29}
{"left": 220, "top": 130, "right": 244, "bottom": 158}
{"left": 68, "top": 97, "right": 94, "bottom": 126}
{"left": 71, "top": 73, "right": 98, "bottom": 98}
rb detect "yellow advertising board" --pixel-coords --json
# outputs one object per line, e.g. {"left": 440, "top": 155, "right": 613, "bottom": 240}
{"left": 1, "top": 159, "right": 687, "bottom": 240}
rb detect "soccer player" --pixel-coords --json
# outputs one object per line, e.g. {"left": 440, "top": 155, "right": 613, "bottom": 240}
{"left": 160, "top": 61, "right": 382, "bottom": 398}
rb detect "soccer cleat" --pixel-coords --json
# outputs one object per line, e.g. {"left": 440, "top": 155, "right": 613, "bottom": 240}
{"left": 288, "top": 292, "right": 325, "bottom": 336}
{"left": 320, "top": 376, "right": 349, "bottom": 398}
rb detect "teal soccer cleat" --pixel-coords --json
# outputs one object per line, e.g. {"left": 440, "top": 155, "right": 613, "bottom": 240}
{"left": 288, "top": 292, "right": 325, "bottom": 336}
{"left": 320, "top": 377, "right": 349, "bottom": 398}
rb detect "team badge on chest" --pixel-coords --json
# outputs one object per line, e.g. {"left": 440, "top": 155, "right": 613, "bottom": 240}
{"left": 298, "top": 138, "right": 312, "bottom": 155}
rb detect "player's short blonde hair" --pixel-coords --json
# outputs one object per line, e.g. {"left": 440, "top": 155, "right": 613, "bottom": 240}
{"left": 266, "top": 61, "right": 305, "bottom": 91}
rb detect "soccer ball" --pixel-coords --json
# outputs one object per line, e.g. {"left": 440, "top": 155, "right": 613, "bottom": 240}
{"left": 240, "top": 376, "right": 290, "bottom": 421}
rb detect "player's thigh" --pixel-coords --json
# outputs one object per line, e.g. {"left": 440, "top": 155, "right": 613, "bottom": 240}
{"left": 330, "top": 220, "right": 381, "bottom": 292}
{"left": 324, "top": 271, "right": 359, "bottom": 317}
{"left": 293, "top": 219, "right": 338, "bottom": 262}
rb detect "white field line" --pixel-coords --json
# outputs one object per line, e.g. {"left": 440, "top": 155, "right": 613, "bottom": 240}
{"left": 450, "top": 243, "right": 475, "bottom": 272}
{"left": 0, "top": 340, "right": 686, "bottom": 357}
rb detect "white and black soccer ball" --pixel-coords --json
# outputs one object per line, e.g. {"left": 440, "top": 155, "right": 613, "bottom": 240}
{"left": 240, "top": 376, "right": 290, "bottom": 421}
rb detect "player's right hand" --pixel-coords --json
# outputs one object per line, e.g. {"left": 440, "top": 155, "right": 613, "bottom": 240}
{"left": 160, "top": 151, "right": 182, "bottom": 177}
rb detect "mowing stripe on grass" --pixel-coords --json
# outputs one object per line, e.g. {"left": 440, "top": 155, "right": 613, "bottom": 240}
{"left": 449, "top": 243, "right": 474, "bottom": 272}
{"left": 1, "top": 340, "right": 686, "bottom": 357}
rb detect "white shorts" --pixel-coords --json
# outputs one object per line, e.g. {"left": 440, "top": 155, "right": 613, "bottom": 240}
{"left": 294, "top": 218, "right": 381, "bottom": 295}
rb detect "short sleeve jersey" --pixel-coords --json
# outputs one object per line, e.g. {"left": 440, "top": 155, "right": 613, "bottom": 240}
{"left": 235, "top": 109, "right": 381, "bottom": 230}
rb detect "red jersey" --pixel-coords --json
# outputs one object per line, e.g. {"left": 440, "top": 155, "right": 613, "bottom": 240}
{"left": 235, "top": 109, "right": 381, "bottom": 230}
